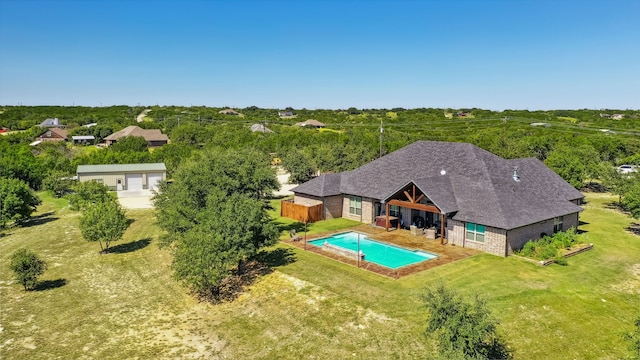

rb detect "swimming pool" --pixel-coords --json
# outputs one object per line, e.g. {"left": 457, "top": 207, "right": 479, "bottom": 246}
{"left": 308, "top": 231, "right": 437, "bottom": 269}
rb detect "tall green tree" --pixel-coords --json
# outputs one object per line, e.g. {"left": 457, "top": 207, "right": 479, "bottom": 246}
{"left": 0, "top": 143, "right": 45, "bottom": 190}
{"left": 545, "top": 144, "right": 601, "bottom": 189}
{"left": 9, "top": 248, "right": 47, "bottom": 291}
{"left": 155, "top": 148, "right": 280, "bottom": 301}
{"left": 621, "top": 180, "right": 640, "bottom": 219}
{"left": 155, "top": 147, "right": 279, "bottom": 246}
{"left": 42, "top": 170, "right": 74, "bottom": 198}
{"left": 110, "top": 136, "right": 149, "bottom": 152}
{"left": 422, "top": 283, "right": 511, "bottom": 359}
{"left": 67, "top": 181, "right": 111, "bottom": 211}
{"left": 281, "top": 149, "right": 316, "bottom": 184}
{"left": 79, "top": 200, "right": 129, "bottom": 253}
{"left": 0, "top": 177, "right": 41, "bottom": 228}
{"left": 172, "top": 190, "right": 278, "bottom": 299}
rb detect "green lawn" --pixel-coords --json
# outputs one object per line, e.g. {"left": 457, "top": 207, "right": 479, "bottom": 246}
{"left": 0, "top": 193, "right": 638, "bottom": 359}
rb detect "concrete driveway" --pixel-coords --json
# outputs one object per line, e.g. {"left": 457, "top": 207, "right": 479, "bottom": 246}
{"left": 274, "top": 172, "right": 297, "bottom": 197}
{"left": 117, "top": 190, "right": 155, "bottom": 209}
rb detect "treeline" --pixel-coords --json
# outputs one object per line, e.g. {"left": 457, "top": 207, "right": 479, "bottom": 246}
{"left": 1, "top": 105, "right": 639, "bottom": 228}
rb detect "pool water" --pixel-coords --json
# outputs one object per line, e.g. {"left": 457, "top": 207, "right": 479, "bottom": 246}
{"left": 308, "top": 231, "right": 437, "bottom": 269}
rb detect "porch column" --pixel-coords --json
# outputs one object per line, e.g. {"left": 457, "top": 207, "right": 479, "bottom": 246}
{"left": 440, "top": 213, "right": 445, "bottom": 244}
{"left": 385, "top": 202, "right": 390, "bottom": 232}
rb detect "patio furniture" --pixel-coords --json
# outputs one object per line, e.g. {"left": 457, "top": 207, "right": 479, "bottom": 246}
{"left": 425, "top": 228, "right": 436, "bottom": 240}
{"left": 410, "top": 225, "right": 422, "bottom": 236}
{"left": 289, "top": 229, "right": 302, "bottom": 242}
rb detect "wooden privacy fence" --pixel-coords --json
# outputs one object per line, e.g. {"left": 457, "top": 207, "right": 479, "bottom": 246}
{"left": 281, "top": 199, "right": 323, "bottom": 222}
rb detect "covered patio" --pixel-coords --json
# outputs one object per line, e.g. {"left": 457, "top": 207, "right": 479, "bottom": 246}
{"left": 379, "top": 182, "right": 448, "bottom": 244}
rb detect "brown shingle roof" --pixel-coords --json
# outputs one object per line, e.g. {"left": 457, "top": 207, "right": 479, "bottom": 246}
{"left": 37, "top": 127, "right": 68, "bottom": 139}
{"left": 104, "top": 126, "right": 168, "bottom": 142}
{"left": 293, "top": 141, "right": 583, "bottom": 230}
{"left": 295, "top": 119, "right": 326, "bottom": 127}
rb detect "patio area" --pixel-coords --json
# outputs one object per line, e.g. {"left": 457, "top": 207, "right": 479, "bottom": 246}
{"left": 286, "top": 224, "right": 480, "bottom": 278}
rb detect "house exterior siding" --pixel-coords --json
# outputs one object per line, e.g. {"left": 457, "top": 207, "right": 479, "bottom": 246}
{"left": 505, "top": 211, "right": 580, "bottom": 255}
{"left": 448, "top": 220, "right": 507, "bottom": 256}
{"left": 342, "top": 196, "right": 375, "bottom": 223}
{"left": 78, "top": 170, "right": 166, "bottom": 191}
{"left": 323, "top": 195, "right": 343, "bottom": 219}
{"left": 293, "top": 194, "right": 322, "bottom": 207}
{"left": 292, "top": 194, "right": 343, "bottom": 220}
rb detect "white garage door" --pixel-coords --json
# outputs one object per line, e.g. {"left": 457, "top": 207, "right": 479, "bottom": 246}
{"left": 125, "top": 173, "right": 143, "bottom": 190}
{"left": 147, "top": 173, "right": 163, "bottom": 191}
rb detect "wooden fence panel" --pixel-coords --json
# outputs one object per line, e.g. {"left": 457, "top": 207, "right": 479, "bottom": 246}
{"left": 281, "top": 200, "right": 323, "bottom": 222}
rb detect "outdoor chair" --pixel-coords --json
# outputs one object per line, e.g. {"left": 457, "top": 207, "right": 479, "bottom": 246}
{"left": 289, "top": 229, "right": 302, "bottom": 242}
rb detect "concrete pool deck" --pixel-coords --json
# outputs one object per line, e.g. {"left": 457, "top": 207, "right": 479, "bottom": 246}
{"left": 286, "top": 224, "right": 480, "bottom": 278}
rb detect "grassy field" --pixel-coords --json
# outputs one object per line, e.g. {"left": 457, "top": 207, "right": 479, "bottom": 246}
{"left": 0, "top": 193, "right": 638, "bottom": 359}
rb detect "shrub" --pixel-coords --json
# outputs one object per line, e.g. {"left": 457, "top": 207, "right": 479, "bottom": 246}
{"left": 516, "top": 229, "right": 582, "bottom": 264}
{"left": 9, "top": 249, "right": 47, "bottom": 291}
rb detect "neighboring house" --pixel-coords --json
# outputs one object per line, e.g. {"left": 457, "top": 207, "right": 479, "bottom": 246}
{"left": 83, "top": 123, "right": 98, "bottom": 128}
{"left": 290, "top": 141, "right": 583, "bottom": 257}
{"left": 278, "top": 111, "right": 294, "bottom": 117}
{"left": 599, "top": 113, "right": 612, "bottom": 119}
{"left": 530, "top": 122, "right": 551, "bottom": 127}
{"left": 250, "top": 123, "right": 274, "bottom": 133}
{"left": 77, "top": 163, "right": 166, "bottom": 191}
{"left": 455, "top": 112, "right": 470, "bottom": 118}
{"left": 294, "top": 119, "right": 326, "bottom": 128}
{"left": 72, "top": 135, "right": 95, "bottom": 145}
{"left": 36, "top": 128, "right": 68, "bottom": 142}
{"left": 612, "top": 114, "right": 624, "bottom": 120}
{"left": 104, "top": 126, "right": 169, "bottom": 147}
{"left": 37, "top": 118, "right": 66, "bottom": 128}
{"left": 219, "top": 108, "right": 241, "bottom": 115}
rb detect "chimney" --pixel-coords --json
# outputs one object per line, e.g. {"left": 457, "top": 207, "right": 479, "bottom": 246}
{"left": 512, "top": 166, "right": 520, "bottom": 182}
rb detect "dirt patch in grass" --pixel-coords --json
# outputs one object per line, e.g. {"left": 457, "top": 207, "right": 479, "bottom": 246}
{"left": 610, "top": 263, "right": 640, "bottom": 294}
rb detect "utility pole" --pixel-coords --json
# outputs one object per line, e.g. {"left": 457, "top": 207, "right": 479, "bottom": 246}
{"left": 379, "top": 119, "right": 384, "bottom": 158}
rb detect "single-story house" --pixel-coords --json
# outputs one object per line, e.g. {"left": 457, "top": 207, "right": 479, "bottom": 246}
{"left": 36, "top": 128, "right": 68, "bottom": 142}
{"left": 219, "top": 108, "right": 241, "bottom": 116}
{"left": 250, "top": 123, "right": 274, "bottom": 133}
{"left": 530, "top": 122, "right": 551, "bottom": 127}
{"left": 294, "top": 119, "right": 326, "bottom": 128}
{"left": 104, "top": 126, "right": 169, "bottom": 147}
{"left": 77, "top": 163, "right": 167, "bottom": 191}
{"left": 37, "top": 118, "right": 66, "bottom": 128}
{"left": 278, "top": 111, "right": 295, "bottom": 117}
{"left": 72, "top": 135, "right": 95, "bottom": 145}
{"left": 290, "top": 141, "right": 583, "bottom": 257}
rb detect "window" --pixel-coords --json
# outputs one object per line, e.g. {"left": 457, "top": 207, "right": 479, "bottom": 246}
{"left": 553, "top": 216, "right": 563, "bottom": 233}
{"left": 95, "top": 179, "right": 104, "bottom": 184}
{"left": 465, "top": 222, "right": 485, "bottom": 242}
{"left": 349, "top": 196, "right": 362, "bottom": 215}
{"left": 389, "top": 205, "right": 400, "bottom": 217}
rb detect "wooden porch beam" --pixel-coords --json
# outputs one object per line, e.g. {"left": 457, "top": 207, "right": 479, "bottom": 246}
{"left": 403, "top": 190, "right": 413, "bottom": 203}
{"left": 415, "top": 194, "right": 425, "bottom": 203}
{"left": 387, "top": 199, "right": 440, "bottom": 213}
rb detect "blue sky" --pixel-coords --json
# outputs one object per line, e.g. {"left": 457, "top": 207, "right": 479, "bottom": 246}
{"left": 1, "top": 0, "right": 638, "bottom": 110}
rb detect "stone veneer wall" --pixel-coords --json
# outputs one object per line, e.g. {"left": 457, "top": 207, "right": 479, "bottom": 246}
{"left": 323, "top": 195, "right": 343, "bottom": 219}
{"left": 294, "top": 194, "right": 322, "bottom": 206}
{"left": 342, "top": 196, "right": 375, "bottom": 223}
{"left": 505, "top": 212, "right": 580, "bottom": 255}
{"left": 448, "top": 220, "right": 507, "bottom": 256}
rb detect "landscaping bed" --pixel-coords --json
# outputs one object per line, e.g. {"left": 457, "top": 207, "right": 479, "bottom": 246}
{"left": 515, "top": 229, "right": 592, "bottom": 266}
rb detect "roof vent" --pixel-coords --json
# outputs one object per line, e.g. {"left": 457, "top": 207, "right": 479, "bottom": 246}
{"left": 512, "top": 166, "right": 520, "bottom": 182}
{"left": 440, "top": 169, "right": 446, "bottom": 175}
